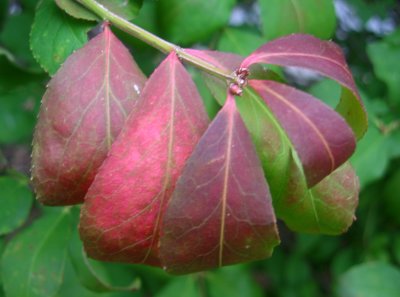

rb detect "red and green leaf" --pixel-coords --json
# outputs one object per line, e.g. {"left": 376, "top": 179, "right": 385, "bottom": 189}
{"left": 250, "top": 80, "right": 356, "bottom": 187}
{"left": 79, "top": 53, "right": 209, "bottom": 266}
{"left": 31, "top": 26, "right": 146, "bottom": 205}
{"left": 159, "top": 94, "right": 279, "bottom": 274}
{"left": 241, "top": 34, "right": 367, "bottom": 139}
{"left": 279, "top": 158, "right": 359, "bottom": 234}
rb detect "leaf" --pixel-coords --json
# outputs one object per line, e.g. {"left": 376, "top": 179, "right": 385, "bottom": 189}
{"left": 30, "top": 0, "right": 92, "bottom": 74}
{"left": 207, "top": 266, "right": 264, "bottom": 297}
{"left": 68, "top": 209, "right": 141, "bottom": 293}
{"left": 217, "top": 27, "right": 265, "bottom": 56}
{"left": 367, "top": 28, "right": 400, "bottom": 106}
{"left": 241, "top": 34, "right": 368, "bottom": 140}
{"left": 155, "top": 277, "right": 200, "bottom": 297}
{"left": 280, "top": 160, "right": 359, "bottom": 234}
{"left": 250, "top": 80, "right": 356, "bottom": 187}
{"left": 159, "top": 94, "right": 279, "bottom": 274}
{"left": 79, "top": 53, "right": 209, "bottom": 266}
{"left": 31, "top": 26, "right": 146, "bottom": 205}
{"left": 55, "top": 0, "right": 98, "bottom": 21}
{"left": 0, "top": 208, "right": 72, "bottom": 297}
{"left": 337, "top": 262, "right": 400, "bottom": 297}
{"left": 0, "top": 0, "right": 42, "bottom": 72}
{"left": 0, "top": 176, "right": 33, "bottom": 235}
{"left": 56, "top": 0, "right": 143, "bottom": 21}
{"left": 350, "top": 125, "right": 392, "bottom": 188}
{"left": 0, "top": 83, "right": 43, "bottom": 144}
{"left": 236, "top": 89, "right": 358, "bottom": 234}
{"left": 157, "top": 0, "right": 236, "bottom": 45}
{"left": 308, "top": 78, "right": 341, "bottom": 109}
{"left": 259, "top": 0, "right": 336, "bottom": 40}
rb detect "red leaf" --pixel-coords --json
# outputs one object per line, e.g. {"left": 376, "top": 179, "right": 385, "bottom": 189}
{"left": 160, "top": 94, "right": 279, "bottom": 274}
{"left": 31, "top": 26, "right": 146, "bottom": 205}
{"left": 250, "top": 80, "right": 356, "bottom": 187}
{"left": 79, "top": 53, "right": 209, "bottom": 266}
{"left": 241, "top": 34, "right": 367, "bottom": 139}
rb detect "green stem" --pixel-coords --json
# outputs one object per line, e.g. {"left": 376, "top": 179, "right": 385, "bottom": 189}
{"left": 77, "top": 0, "right": 236, "bottom": 82}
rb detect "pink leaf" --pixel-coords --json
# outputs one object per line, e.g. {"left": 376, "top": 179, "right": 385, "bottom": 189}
{"left": 159, "top": 94, "right": 279, "bottom": 274}
{"left": 79, "top": 53, "right": 209, "bottom": 266}
{"left": 31, "top": 26, "right": 146, "bottom": 205}
{"left": 241, "top": 34, "right": 367, "bottom": 139}
{"left": 250, "top": 80, "right": 356, "bottom": 187}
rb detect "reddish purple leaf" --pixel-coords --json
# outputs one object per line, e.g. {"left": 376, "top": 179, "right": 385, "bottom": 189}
{"left": 31, "top": 26, "right": 146, "bottom": 205}
{"left": 159, "top": 94, "right": 279, "bottom": 274}
{"left": 250, "top": 80, "right": 356, "bottom": 187}
{"left": 241, "top": 34, "right": 367, "bottom": 139}
{"left": 79, "top": 53, "right": 209, "bottom": 266}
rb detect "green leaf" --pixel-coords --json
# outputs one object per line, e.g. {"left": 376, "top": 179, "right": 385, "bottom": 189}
{"left": 308, "top": 79, "right": 341, "bottom": 109}
{"left": 207, "top": 266, "right": 263, "bottom": 297}
{"left": 30, "top": 0, "right": 92, "bottom": 74}
{"left": 0, "top": 0, "right": 42, "bottom": 72}
{"left": 0, "top": 176, "right": 33, "bottom": 235}
{"left": 217, "top": 27, "right": 264, "bottom": 56}
{"left": 0, "top": 208, "right": 72, "bottom": 297}
{"left": 383, "top": 170, "right": 400, "bottom": 225}
{"left": 155, "top": 276, "right": 200, "bottom": 297}
{"left": 351, "top": 125, "right": 391, "bottom": 188}
{"left": 55, "top": 0, "right": 143, "bottom": 21}
{"left": 367, "top": 29, "right": 400, "bottom": 106}
{"left": 0, "top": 82, "right": 43, "bottom": 144}
{"left": 157, "top": 0, "right": 236, "bottom": 45}
{"left": 337, "top": 262, "right": 400, "bottom": 297}
{"left": 259, "top": 0, "right": 336, "bottom": 40}
{"left": 55, "top": 0, "right": 98, "bottom": 21}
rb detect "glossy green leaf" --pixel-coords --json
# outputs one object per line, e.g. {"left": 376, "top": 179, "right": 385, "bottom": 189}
{"left": 337, "top": 262, "right": 400, "bottom": 297}
{"left": 55, "top": 0, "right": 98, "bottom": 21}
{"left": 0, "top": 209, "right": 72, "bottom": 297}
{"left": 30, "top": 0, "right": 92, "bottom": 74}
{"left": 217, "top": 27, "right": 264, "bottom": 56}
{"left": 367, "top": 29, "right": 400, "bottom": 106}
{"left": 0, "top": 176, "right": 33, "bottom": 235}
{"left": 259, "top": 0, "right": 336, "bottom": 40}
{"left": 56, "top": 0, "right": 143, "bottom": 21}
{"left": 157, "top": 0, "right": 236, "bottom": 45}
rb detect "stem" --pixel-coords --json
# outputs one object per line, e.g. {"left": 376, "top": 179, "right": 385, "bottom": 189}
{"left": 77, "top": 0, "right": 236, "bottom": 82}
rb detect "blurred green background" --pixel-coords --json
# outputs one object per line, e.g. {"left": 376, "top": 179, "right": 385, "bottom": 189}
{"left": 1, "top": 0, "right": 400, "bottom": 296}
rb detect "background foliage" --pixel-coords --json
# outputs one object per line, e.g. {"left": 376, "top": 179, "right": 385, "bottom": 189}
{"left": 0, "top": 0, "right": 400, "bottom": 296}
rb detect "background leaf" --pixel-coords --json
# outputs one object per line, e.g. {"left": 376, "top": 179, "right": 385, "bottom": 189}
{"left": 157, "top": 0, "right": 236, "bottom": 45}
{"left": 0, "top": 208, "right": 72, "bottom": 297}
{"left": 259, "top": 0, "right": 336, "bottom": 40}
{"left": 0, "top": 175, "right": 33, "bottom": 235}
{"left": 337, "top": 262, "right": 400, "bottom": 297}
{"left": 30, "top": 0, "right": 92, "bottom": 74}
